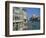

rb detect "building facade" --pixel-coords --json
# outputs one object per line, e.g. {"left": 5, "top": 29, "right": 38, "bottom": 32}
{"left": 13, "top": 7, "right": 28, "bottom": 30}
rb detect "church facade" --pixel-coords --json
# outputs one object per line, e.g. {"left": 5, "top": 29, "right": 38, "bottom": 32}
{"left": 13, "top": 7, "right": 28, "bottom": 30}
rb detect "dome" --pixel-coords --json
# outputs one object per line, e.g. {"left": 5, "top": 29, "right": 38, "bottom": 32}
{"left": 32, "top": 14, "right": 36, "bottom": 18}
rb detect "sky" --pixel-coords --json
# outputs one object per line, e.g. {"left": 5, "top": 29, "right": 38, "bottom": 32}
{"left": 23, "top": 8, "right": 40, "bottom": 19}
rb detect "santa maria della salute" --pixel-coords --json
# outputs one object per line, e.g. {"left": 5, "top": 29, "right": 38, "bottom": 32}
{"left": 13, "top": 7, "right": 28, "bottom": 30}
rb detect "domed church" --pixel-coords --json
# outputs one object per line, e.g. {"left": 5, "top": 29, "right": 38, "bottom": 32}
{"left": 13, "top": 7, "right": 28, "bottom": 30}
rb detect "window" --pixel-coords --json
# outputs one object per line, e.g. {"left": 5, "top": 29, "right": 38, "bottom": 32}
{"left": 15, "top": 16, "right": 20, "bottom": 20}
{"left": 24, "top": 19, "right": 26, "bottom": 22}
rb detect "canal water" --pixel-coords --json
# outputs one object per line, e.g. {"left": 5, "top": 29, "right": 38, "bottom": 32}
{"left": 27, "top": 21, "right": 40, "bottom": 30}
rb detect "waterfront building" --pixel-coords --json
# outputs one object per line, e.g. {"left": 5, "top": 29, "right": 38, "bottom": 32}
{"left": 13, "top": 7, "right": 27, "bottom": 30}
